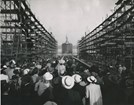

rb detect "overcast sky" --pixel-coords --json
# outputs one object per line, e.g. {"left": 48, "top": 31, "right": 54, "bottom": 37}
{"left": 29, "top": 0, "right": 117, "bottom": 45}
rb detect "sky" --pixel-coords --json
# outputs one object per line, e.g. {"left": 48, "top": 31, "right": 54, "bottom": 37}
{"left": 28, "top": 0, "right": 117, "bottom": 45}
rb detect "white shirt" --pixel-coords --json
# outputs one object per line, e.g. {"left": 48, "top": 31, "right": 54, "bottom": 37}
{"left": 0, "top": 74, "right": 9, "bottom": 83}
{"left": 32, "top": 74, "right": 38, "bottom": 83}
{"left": 5, "top": 68, "right": 15, "bottom": 79}
{"left": 86, "top": 83, "right": 103, "bottom": 105}
{"left": 57, "top": 64, "right": 66, "bottom": 75}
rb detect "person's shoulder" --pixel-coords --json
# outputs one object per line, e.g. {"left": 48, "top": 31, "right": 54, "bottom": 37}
{"left": 86, "top": 84, "right": 90, "bottom": 88}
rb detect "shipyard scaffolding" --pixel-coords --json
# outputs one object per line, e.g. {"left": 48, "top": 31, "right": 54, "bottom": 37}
{"left": 0, "top": 0, "right": 57, "bottom": 63}
{"left": 78, "top": 0, "right": 134, "bottom": 71}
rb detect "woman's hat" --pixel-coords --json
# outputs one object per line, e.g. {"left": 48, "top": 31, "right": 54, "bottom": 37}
{"left": 62, "top": 75, "right": 74, "bottom": 89}
{"left": 87, "top": 76, "right": 97, "bottom": 83}
{"left": 43, "top": 72, "right": 53, "bottom": 80}
{"left": 72, "top": 74, "right": 82, "bottom": 83}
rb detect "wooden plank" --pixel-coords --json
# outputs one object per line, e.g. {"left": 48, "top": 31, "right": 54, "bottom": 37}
{"left": 2, "top": 40, "right": 13, "bottom": 43}
{"left": 4, "top": 20, "right": 19, "bottom": 23}
{"left": 1, "top": 9, "right": 19, "bottom": 14}
{"left": 2, "top": 32, "right": 22, "bottom": 34}
{"left": 73, "top": 56, "right": 92, "bottom": 68}
{"left": 2, "top": 0, "right": 25, "bottom": 1}
{"left": 1, "top": 26, "right": 21, "bottom": 29}
{"left": 2, "top": 0, "right": 26, "bottom": 1}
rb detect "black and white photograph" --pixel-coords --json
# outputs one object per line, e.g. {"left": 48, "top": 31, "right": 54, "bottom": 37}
{"left": 0, "top": 0, "right": 134, "bottom": 105}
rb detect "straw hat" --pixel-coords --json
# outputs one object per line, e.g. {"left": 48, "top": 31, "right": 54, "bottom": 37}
{"left": 72, "top": 74, "right": 82, "bottom": 83}
{"left": 87, "top": 76, "right": 97, "bottom": 83}
{"left": 43, "top": 72, "right": 53, "bottom": 80}
{"left": 3, "top": 65, "right": 7, "bottom": 69}
{"left": 62, "top": 75, "right": 74, "bottom": 89}
{"left": 23, "top": 69, "right": 30, "bottom": 75}
{"left": 10, "top": 60, "right": 16, "bottom": 64}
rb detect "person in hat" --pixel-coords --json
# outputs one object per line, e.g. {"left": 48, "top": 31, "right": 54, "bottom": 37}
{"left": 61, "top": 75, "right": 84, "bottom": 105}
{"left": 52, "top": 76, "right": 66, "bottom": 105}
{"left": 8, "top": 75, "right": 20, "bottom": 105}
{"left": 47, "top": 62, "right": 55, "bottom": 74}
{"left": 57, "top": 61, "right": 66, "bottom": 77}
{"left": 52, "top": 75, "right": 75, "bottom": 105}
{"left": 79, "top": 72, "right": 89, "bottom": 87}
{"left": 35, "top": 72, "right": 53, "bottom": 96}
{"left": 20, "top": 68, "right": 34, "bottom": 105}
{"left": 5, "top": 60, "right": 16, "bottom": 79}
{"left": 34, "top": 72, "right": 54, "bottom": 105}
{"left": 72, "top": 74, "right": 86, "bottom": 105}
{"left": 86, "top": 76, "right": 103, "bottom": 105}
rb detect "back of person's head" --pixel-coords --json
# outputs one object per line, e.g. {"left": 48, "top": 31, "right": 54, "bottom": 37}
{"left": 11, "top": 75, "right": 18, "bottom": 81}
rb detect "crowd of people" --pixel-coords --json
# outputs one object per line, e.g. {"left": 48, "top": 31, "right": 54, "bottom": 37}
{"left": 1, "top": 56, "right": 134, "bottom": 105}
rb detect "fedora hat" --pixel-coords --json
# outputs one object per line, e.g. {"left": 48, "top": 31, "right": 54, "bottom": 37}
{"left": 43, "top": 72, "right": 53, "bottom": 80}
{"left": 62, "top": 75, "right": 74, "bottom": 89}
{"left": 72, "top": 74, "right": 82, "bottom": 83}
{"left": 87, "top": 76, "right": 97, "bottom": 83}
